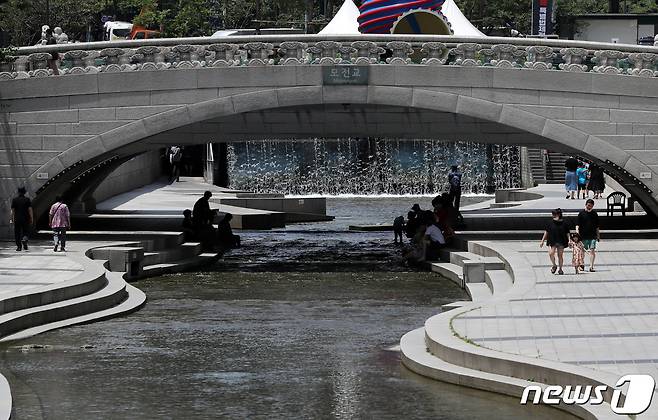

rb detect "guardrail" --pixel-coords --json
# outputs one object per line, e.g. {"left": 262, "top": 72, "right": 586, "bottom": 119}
{"left": 1, "top": 34, "right": 657, "bottom": 80}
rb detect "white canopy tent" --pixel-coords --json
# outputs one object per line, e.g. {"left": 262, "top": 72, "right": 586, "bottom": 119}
{"left": 318, "top": 0, "right": 361, "bottom": 35}
{"left": 318, "top": 0, "right": 485, "bottom": 37}
{"left": 441, "top": 0, "right": 486, "bottom": 37}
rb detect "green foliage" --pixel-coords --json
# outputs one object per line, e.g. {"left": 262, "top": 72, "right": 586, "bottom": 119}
{"left": 0, "top": 0, "right": 108, "bottom": 45}
{"left": 166, "top": 0, "right": 211, "bottom": 37}
{"left": 0, "top": 46, "right": 18, "bottom": 63}
{"left": 124, "top": 0, "right": 168, "bottom": 29}
{"left": 455, "top": 0, "right": 658, "bottom": 35}
{"left": 2, "top": 0, "right": 657, "bottom": 45}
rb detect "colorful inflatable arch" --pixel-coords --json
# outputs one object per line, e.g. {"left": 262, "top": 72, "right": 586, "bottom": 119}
{"left": 357, "top": 0, "right": 453, "bottom": 34}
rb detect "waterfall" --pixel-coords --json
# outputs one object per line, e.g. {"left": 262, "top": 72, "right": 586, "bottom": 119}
{"left": 226, "top": 138, "right": 521, "bottom": 195}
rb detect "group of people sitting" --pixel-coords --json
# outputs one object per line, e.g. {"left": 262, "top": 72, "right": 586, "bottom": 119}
{"left": 182, "top": 190, "right": 241, "bottom": 252}
{"left": 396, "top": 192, "right": 460, "bottom": 264}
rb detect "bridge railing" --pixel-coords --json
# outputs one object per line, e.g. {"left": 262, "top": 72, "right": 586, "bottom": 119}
{"left": 1, "top": 35, "right": 657, "bottom": 80}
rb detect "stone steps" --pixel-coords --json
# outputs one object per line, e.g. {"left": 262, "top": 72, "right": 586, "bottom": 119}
{"left": 400, "top": 327, "right": 615, "bottom": 420}
{"left": 141, "top": 242, "right": 202, "bottom": 266}
{"left": 37, "top": 230, "right": 186, "bottom": 252}
{"left": 0, "top": 274, "right": 146, "bottom": 342}
{"left": 448, "top": 251, "right": 483, "bottom": 266}
{"left": 0, "top": 270, "right": 127, "bottom": 340}
{"left": 142, "top": 252, "right": 220, "bottom": 277}
{"left": 430, "top": 262, "right": 464, "bottom": 288}
{"left": 465, "top": 282, "right": 493, "bottom": 302}
{"left": 440, "top": 301, "right": 470, "bottom": 312}
{"left": 407, "top": 240, "right": 622, "bottom": 420}
{"left": 485, "top": 270, "right": 513, "bottom": 295}
{"left": 0, "top": 255, "right": 107, "bottom": 315}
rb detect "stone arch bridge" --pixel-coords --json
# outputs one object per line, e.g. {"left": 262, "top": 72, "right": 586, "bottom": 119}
{"left": 2, "top": 35, "right": 658, "bottom": 235}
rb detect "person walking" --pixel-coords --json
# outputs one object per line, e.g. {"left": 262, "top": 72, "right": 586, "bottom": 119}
{"left": 576, "top": 199, "right": 600, "bottom": 272}
{"left": 447, "top": 165, "right": 462, "bottom": 212}
{"left": 588, "top": 164, "right": 605, "bottom": 199}
{"left": 540, "top": 208, "right": 570, "bottom": 275}
{"left": 393, "top": 215, "right": 405, "bottom": 244}
{"left": 576, "top": 161, "right": 589, "bottom": 199}
{"left": 169, "top": 145, "right": 183, "bottom": 182}
{"left": 569, "top": 233, "right": 586, "bottom": 274}
{"left": 564, "top": 156, "right": 579, "bottom": 199}
{"left": 49, "top": 196, "right": 71, "bottom": 252}
{"left": 10, "top": 187, "right": 33, "bottom": 251}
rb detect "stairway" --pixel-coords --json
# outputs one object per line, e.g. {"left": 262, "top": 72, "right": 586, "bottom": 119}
{"left": 526, "top": 148, "right": 546, "bottom": 184}
{"left": 401, "top": 243, "right": 616, "bottom": 420}
{"left": 0, "top": 253, "right": 145, "bottom": 343}
{"left": 544, "top": 151, "right": 569, "bottom": 184}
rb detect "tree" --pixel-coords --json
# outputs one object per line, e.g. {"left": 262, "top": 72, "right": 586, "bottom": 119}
{"left": 0, "top": 0, "right": 108, "bottom": 46}
{"left": 455, "top": 0, "right": 658, "bottom": 35}
{"left": 166, "top": 0, "right": 212, "bottom": 37}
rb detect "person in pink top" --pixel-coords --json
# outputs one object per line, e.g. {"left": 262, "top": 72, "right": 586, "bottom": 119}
{"left": 49, "top": 196, "right": 70, "bottom": 252}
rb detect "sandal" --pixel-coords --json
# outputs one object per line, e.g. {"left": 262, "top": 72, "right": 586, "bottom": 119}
{"left": 558, "top": 269, "right": 564, "bottom": 275}
{"left": 589, "top": 267, "right": 596, "bottom": 272}
{"left": 551, "top": 265, "right": 557, "bottom": 274}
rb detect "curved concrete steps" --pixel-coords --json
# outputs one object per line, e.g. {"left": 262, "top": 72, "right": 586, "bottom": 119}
{"left": 142, "top": 252, "right": 220, "bottom": 277}
{"left": 141, "top": 242, "right": 202, "bottom": 266}
{"left": 0, "top": 276, "right": 145, "bottom": 342}
{"left": 464, "top": 282, "right": 492, "bottom": 302}
{"left": 400, "top": 327, "right": 614, "bottom": 420}
{"left": 484, "top": 270, "right": 513, "bottom": 295}
{"left": 430, "top": 262, "right": 464, "bottom": 287}
{"left": 0, "top": 270, "right": 127, "bottom": 341}
{"left": 407, "top": 242, "right": 630, "bottom": 420}
{"left": 0, "top": 255, "right": 106, "bottom": 316}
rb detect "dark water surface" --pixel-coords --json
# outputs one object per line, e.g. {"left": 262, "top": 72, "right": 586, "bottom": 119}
{"left": 1, "top": 197, "right": 573, "bottom": 419}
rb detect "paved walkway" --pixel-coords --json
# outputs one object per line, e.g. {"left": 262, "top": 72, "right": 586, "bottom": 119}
{"left": 451, "top": 238, "right": 658, "bottom": 396}
{"left": 0, "top": 242, "right": 83, "bottom": 296}
{"left": 463, "top": 183, "right": 633, "bottom": 215}
{"left": 96, "top": 176, "right": 272, "bottom": 216}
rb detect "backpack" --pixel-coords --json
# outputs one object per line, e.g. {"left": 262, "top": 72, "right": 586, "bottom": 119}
{"left": 171, "top": 147, "right": 182, "bottom": 163}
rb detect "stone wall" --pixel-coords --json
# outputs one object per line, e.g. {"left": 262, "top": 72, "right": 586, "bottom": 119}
{"left": 93, "top": 150, "right": 163, "bottom": 204}
{"left": 519, "top": 147, "right": 536, "bottom": 188}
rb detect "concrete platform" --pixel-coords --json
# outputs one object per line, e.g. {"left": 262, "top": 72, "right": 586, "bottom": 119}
{"left": 94, "top": 177, "right": 331, "bottom": 230}
{"left": 402, "top": 238, "right": 658, "bottom": 418}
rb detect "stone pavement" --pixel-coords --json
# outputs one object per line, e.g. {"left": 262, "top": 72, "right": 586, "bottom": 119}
{"left": 462, "top": 183, "right": 627, "bottom": 215}
{"left": 450, "top": 238, "right": 658, "bottom": 405}
{"left": 0, "top": 242, "right": 83, "bottom": 295}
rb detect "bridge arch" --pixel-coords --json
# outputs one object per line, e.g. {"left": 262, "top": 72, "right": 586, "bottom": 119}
{"left": 26, "top": 85, "right": 655, "bottom": 218}
{"left": 2, "top": 35, "right": 658, "bottom": 233}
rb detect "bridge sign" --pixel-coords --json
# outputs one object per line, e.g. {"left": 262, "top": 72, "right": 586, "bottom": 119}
{"left": 322, "top": 66, "right": 369, "bottom": 85}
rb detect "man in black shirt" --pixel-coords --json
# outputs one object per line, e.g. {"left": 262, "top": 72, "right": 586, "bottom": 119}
{"left": 576, "top": 199, "right": 600, "bottom": 272}
{"left": 193, "top": 191, "right": 215, "bottom": 251}
{"left": 192, "top": 191, "right": 213, "bottom": 227}
{"left": 447, "top": 165, "right": 462, "bottom": 212}
{"left": 10, "top": 187, "right": 33, "bottom": 251}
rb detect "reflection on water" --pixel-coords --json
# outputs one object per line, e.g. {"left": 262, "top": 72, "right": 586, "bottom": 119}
{"left": 1, "top": 272, "right": 571, "bottom": 420}
{"left": 1, "top": 197, "right": 573, "bottom": 419}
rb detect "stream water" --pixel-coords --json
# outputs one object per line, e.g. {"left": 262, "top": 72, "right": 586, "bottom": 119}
{"left": 0, "top": 197, "right": 574, "bottom": 419}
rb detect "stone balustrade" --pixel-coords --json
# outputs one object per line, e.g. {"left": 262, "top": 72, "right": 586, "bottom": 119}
{"left": 1, "top": 35, "right": 658, "bottom": 80}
